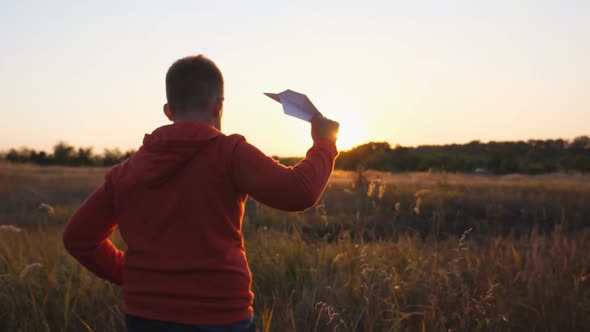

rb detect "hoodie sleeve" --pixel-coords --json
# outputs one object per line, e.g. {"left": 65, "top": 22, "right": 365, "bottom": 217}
{"left": 63, "top": 176, "right": 124, "bottom": 285}
{"left": 231, "top": 138, "right": 338, "bottom": 211}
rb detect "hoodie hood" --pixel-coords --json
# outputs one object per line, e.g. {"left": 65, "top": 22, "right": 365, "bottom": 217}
{"left": 125, "top": 122, "right": 220, "bottom": 187}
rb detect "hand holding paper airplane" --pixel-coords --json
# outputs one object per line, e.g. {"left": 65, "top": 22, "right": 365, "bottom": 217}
{"left": 264, "top": 89, "right": 322, "bottom": 122}
{"left": 264, "top": 89, "right": 339, "bottom": 142}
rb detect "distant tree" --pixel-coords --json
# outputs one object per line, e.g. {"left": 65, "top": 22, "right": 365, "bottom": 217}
{"left": 53, "top": 142, "right": 75, "bottom": 165}
{"left": 30, "top": 150, "right": 51, "bottom": 165}
{"left": 365, "top": 149, "right": 394, "bottom": 171}
{"left": 335, "top": 142, "right": 392, "bottom": 170}
{"left": 526, "top": 162, "right": 546, "bottom": 174}
{"left": 102, "top": 148, "right": 123, "bottom": 166}
{"left": 578, "top": 155, "right": 590, "bottom": 173}
{"left": 122, "top": 150, "right": 135, "bottom": 160}
{"left": 568, "top": 136, "right": 590, "bottom": 151}
{"left": 570, "top": 154, "right": 590, "bottom": 173}
{"left": 5, "top": 149, "right": 25, "bottom": 163}
{"left": 500, "top": 156, "right": 519, "bottom": 174}
{"left": 73, "top": 147, "right": 94, "bottom": 166}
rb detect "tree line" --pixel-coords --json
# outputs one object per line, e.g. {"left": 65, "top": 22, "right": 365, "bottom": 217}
{"left": 2, "top": 136, "right": 590, "bottom": 173}
{"left": 2, "top": 142, "right": 134, "bottom": 167}
{"left": 333, "top": 136, "right": 590, "bottom": 174}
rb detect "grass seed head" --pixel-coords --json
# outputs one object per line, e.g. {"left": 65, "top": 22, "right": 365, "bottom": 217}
{"left": 0, "top": 224, "right": 22, "bottom": 233}
{"left": 19, "top": 262, "right": 42, "bottom": 279}
{"left": 39, "top": 203, "right": 55, "bottom": 214}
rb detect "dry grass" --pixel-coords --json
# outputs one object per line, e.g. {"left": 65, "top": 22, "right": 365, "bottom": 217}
{"left": 1, "top": 163, "right": 589, "bottom": 331}
{"left": 2, "top": 226, "right": 589, "bottom": 331}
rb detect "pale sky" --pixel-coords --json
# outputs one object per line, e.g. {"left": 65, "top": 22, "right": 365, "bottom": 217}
{"left": 1, "top": 0, "right": 588, "bottom": 156}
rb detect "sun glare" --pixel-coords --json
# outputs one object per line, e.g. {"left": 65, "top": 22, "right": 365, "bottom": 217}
{"left": 317, "top": 96, "right": 369, "bottom": 151}
{"left": 336, "top": 116, "right": 369, "bottom": 151}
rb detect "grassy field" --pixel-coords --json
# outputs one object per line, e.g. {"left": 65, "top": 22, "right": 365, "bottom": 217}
{"left": 1, "top": 162, "right": 589, "bottom": 331}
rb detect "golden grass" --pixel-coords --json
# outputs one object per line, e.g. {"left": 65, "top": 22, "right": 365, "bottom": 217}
{"left": 1, "top": 227, "right": 589, "bottom": 331}
{"left": 1, "top": 164, "right": 589, "bottom": 331}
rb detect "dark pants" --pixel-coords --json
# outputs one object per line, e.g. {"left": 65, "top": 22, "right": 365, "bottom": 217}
{"left": 125, "top": 314, "right": 255, "bottom": 332}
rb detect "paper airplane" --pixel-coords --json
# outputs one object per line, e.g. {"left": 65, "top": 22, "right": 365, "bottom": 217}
{"left": 264, "top": 89, "right": 322, "bottom": 122}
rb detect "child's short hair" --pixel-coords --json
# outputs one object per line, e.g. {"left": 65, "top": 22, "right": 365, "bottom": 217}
{"left": 165, "top": 54, "right": 224, "bottom": 114}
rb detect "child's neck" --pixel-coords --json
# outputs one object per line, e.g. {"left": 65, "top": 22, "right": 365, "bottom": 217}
{"left": 173, "top": 113, "right": 221, "bottom": 131}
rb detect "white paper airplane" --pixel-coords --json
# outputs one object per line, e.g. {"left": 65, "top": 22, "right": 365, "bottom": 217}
{"left": 264, "top": 89, "right": 322, "bottom": 122}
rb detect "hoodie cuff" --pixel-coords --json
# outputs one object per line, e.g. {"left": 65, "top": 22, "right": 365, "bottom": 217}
{"left": 312, "top": 139, "right": 338, "bottom": 159}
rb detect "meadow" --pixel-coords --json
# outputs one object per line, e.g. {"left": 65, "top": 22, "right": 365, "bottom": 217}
{"left": 1, "top": 162, "right": 589, "bottom": 331}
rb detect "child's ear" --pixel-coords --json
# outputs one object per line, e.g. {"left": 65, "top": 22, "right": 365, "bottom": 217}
{"left": 163, "top": 104, "right": 174, "bottom": 121}
{"left": 212, "top": 98, "right": 223, "bottom": 118}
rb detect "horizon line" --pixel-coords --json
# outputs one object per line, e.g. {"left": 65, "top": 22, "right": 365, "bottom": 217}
{"left": 2, "top": 135, "right": 588, "bottom": 158}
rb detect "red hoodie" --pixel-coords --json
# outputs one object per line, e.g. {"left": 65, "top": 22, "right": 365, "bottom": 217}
{"left": 62, "top": 121, "right": 337, "bottom": 325}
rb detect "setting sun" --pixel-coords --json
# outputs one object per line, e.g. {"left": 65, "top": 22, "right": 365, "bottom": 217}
{"left": 315, "top": 95, "right": 369, "bottom": 151}
{"left": 335, "top": 114, "right": 369, "bottom": 151}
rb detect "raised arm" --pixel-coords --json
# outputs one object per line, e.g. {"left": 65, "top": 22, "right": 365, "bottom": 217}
{"left": 232, "top": 116, "right": 339, "bottom": 211}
